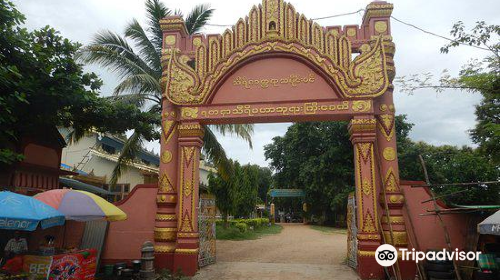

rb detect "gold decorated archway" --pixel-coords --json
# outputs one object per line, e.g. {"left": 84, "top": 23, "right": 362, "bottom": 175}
{"left": 154, "top": 1, "right": 413, "bottom": 279}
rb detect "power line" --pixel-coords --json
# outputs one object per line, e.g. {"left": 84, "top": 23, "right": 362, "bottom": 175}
{"left": 311, "top": 9, "right": 364, "bottom": 20}
{"left": 203, "top": 9, "right": 490, "bottom": 52}
{"left": 204, "top": 9, "right": 364, "bottom": 27}
{"left": 390, "top": 16, "right": 490, "bottom": 51}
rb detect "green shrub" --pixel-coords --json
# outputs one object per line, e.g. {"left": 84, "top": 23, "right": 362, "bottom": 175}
{"left": 235, "top": 222, "right": 248, "bottom": 232}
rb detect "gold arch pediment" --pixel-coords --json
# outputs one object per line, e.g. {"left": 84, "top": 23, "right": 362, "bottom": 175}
{"left": 161, "top": 0, "right": 394, "bottom": 105}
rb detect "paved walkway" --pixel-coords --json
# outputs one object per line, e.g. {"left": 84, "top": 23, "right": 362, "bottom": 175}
{"left": 193, "top": 224, "right": 359, "bottom": 280}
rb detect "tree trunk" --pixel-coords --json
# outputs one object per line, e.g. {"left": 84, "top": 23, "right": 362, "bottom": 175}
{"left": 223, "top": 213, "right": 229, "bottom": 228}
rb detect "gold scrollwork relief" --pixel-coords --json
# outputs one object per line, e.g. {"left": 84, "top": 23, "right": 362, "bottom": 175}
{"left": 154, "top": 227, "right": 177, "bottom": 241}
{"left": 175, "top": 248, "right": 199, "bottom": 255}
{"left": 382, "top": 147, "right": 396, "bottom": 161}
{"left": 181, "top": 107, "right": 199, "bottom": 119}
{"left": 351, "top": 100, "right": 372, "bottom": 112}
{"left": 383, "top": 231, "right": 408, "bottom": 246}
{"left": 362, "top": 179, "right": 371, "bottom": 196}
{"left": 362, "top": 211, "right": 377, "bottom": 233}
{"left": 161, "top": 151, "right": 173, "bottom": 163}
{"left": 155, "top": 245, "right": 176, "bottom": 253}
{"left": 384, "top": 167, "right": 399, "bottom": 192}
{"left": 156, "top": 214, "right": 176, "bottom": 221}
{"left": 358, "top": 250, "right": 376, "bottom": 257}
{"left": 381, "top": 215, "right": 405, "bottom": 224}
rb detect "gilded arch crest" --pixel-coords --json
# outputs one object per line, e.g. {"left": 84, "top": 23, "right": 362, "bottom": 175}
{"left": 160, "top": 0, "right": 395, "bottom": 106}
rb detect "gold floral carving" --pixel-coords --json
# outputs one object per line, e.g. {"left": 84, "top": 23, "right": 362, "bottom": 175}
{"left": 383, "top": 147, "right": 396, "bottom": 161}
{"left": 357, "top": 143, "right": 372, "bottom": 163}
{"left": 362, "top": 211, "right": 377, "bottom": 233}
{"left": 358, "top": 250, "right": 376, "bottom": 257}
{"left": 165, "top": 35, "right": 176, "bottom": 45}
{"left": 375, "top": 21, "right": 388, "bottom": 34}
{"left": 181, "top": 107, "right": 199, "bottom": 119}
{"left": 381, "top": 215, "right": 404, "bottom": 224}
{"left": 183, "top": 147, "right": 195, "bottom": 166}
{"left": 192, "top": 37, "right": 202, "bottom": 46}
{"left": 154, "top": 227, "right": 177, "bottom": 241}
{"left": 358, "top": 234, "right": 380, "bottom": 240}
{"left": 363, "top": 2, "right": 393, "bottom": 23}
{"left": 180, "top": 211, "right": 194, "bottom": 232}
{"left": 156, "top": 214, "right": 176, "bottom": 221}
{"left": 351, "top": 100, "right": 372, "bottom": 112}
{"left": 157, "top": 194, "right": 176, "bottom": 203}
{"left": 175, "top": 248, "right": 199, "bottom": 255}
{"left": 161, "top": 151, "right": 172, "bottom": 163}
{"left": 384, "top": 167, "right": 399, "bottom": 192}
{"left": 362, "top": 179, "right": 371, "bottom": 196}
{"left": 178, "top": 123, "right": 204, "bottom": 138}
{"left": 177, "top": 232, "right": 199, "bottom": 238}
{"left": 163, "top": 48, "right": 200, "bottom": 103}
{"left": 346, "top": 28, "right": 356, "bottom": 37}
{"left": 159, "top": 173, "right": 174, "bottom": 192}
{"left": 155, "top": 245, "right": 176, "bottom": 253}
{"left": 389, "top": 195, "right": 405, "bottom": 204}
{"left": 378, "top": 114, "right": 395, "bottom": 141}
{"left": 349, "top": 118, "right": 376, "bottom": 134}
{"left": 383, "top": 231, "right": 408, "bottom": 246}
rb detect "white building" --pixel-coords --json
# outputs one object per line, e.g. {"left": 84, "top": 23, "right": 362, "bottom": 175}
{"left": 59, "top": 129, "right": 215, "bottom": 198}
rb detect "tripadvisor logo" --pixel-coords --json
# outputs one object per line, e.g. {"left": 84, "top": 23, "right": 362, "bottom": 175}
{"left": 375, "top": 244, "right": 398, "bottom": 267}
{"left": 374, "top": 244, "right": 482, "bottom": 267}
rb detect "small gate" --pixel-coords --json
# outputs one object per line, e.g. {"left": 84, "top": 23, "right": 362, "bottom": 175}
{"left": 346, "top": 192, "right": 358, "bottom": 268}
{"left": 198, "top": 193, "right": 216, "bottom": 267}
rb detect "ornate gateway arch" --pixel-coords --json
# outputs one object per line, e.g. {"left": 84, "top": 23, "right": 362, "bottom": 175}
{"left": 156, "top": 1, "right": 412, "bottom": 278}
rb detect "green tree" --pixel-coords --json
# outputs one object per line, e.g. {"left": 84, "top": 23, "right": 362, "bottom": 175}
{"left": 234, "top": 164, "right": 259, "bottom": 217}
{"left": 76, "top": 0, "right": 253, "bottom": 185}
{"left": 396, "top": 21, "right": 499, "bottom": 164}
{"left": 0, "top": 0, "right": 155, "bottom": 165}
{"left": 256, "top": 166, "right": 273, "bottom": 203}
{"left": 264, "top": 121, "right": 354, "bottom": 224}
{"left": 208, "top": 160, "right": 262, "bottom": 224}
{"left": 208, "top": 169, "right": 235, "bottom": 227}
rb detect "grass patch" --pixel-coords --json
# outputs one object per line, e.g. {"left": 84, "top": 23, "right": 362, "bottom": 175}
{"left": 310, "top": 225, "right": 347, "bottom": 234}
{"left": 216, "top": 224, "right": 283, "bottom": 240}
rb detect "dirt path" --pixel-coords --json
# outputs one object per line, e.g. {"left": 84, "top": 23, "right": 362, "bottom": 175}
{"left": 193, "top": 224, "right": 359, "bottom": 280}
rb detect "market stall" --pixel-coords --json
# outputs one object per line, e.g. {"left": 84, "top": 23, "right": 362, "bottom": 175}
{"left": 22, "top": 249, "right": 97, "bottom": 280}
{"left": 0, "top": 191, "right": 65, "bottom": 279}
{"left": 1, "top": 190, "right": 126, "bottom": 280}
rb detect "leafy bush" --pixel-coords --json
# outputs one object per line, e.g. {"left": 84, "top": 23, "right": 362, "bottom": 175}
{"left": 235, "top": 222, "right": 248, "bottom": 232}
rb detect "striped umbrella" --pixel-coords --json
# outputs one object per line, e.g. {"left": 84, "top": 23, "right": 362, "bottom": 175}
{"left": 35, "top": 189, "right": 127, "bottom": 222}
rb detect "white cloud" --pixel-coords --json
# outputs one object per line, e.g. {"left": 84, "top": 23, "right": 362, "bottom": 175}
{"left": 13, "top": 0, "right": 497, "bottom": 167}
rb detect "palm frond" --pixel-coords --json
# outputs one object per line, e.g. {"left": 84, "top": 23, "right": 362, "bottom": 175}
{"left": 211, "top": 124, "right": 254, "bottom": 149}
{"left": 104, "top": 92, "right": 159, "bottom": 107}
{"left": 184, "top": 4, "right": 214, "bottom": 35}
{"left": 203, "top": 126, "right": 232, "bottom": 180}
{"left": 145, "top": 0, "right": 171, "bottom": 54}
{"left": 113, "top": 73, "right": 162, "bottom": 100}
{"left": 109, "top": 131, "right": 143, "bottom": 187}
{"left": 125, "top": 19, "right": 162, "bottom": 73}
{"left": 76, "top": 31, "right": 159, "bottom": 83}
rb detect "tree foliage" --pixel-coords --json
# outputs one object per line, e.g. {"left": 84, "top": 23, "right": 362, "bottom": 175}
{"left": 0, "top": 0, "right": 158, "bottom": 165}
{"left": 208, "top": 161, "right": 269, "bottom": 225}
{"left": 77, "top": 0, "right": 253, "bottom": 185}
{"left": 396, "top": 21, "right": 499, "bottom": 164}
{"left": 264, "top": 114, "right": 498, "bottom": 223}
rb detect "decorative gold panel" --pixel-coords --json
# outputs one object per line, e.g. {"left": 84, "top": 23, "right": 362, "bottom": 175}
{"left": 162, "top": 0, "right": 394, "bottom": 105}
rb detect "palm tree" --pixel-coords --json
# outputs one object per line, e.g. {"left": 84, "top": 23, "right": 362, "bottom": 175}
{"left": 76, "top": 0, "right": 253, "bottom": 185}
